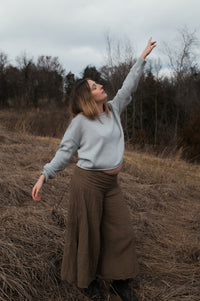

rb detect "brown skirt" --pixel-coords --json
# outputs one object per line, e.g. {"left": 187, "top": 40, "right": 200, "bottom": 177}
{"left": 61, "top": 166, "right": 138, "bottom": 288}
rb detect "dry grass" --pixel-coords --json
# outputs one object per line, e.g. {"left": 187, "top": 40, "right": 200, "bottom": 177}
{"left": 0, "top": 108, "right": 71, "bottom": 138}
{"left": 0, "top": 123, "right": 200, "bottom": 300}
{"left": 122, "top": 151, "right": 200, "bottom": 300}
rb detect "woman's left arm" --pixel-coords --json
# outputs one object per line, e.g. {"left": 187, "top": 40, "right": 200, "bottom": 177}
{"left": 108, "top": 37, "right": 157, "bottom": 115}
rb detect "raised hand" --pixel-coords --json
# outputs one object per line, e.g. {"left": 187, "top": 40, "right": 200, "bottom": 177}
{"left": 140, "top": 37, "right": 157, "bottom": 59}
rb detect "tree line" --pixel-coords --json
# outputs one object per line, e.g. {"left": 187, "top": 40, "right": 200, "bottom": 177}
{"left": 0, "top": 28, "right": 200, "bottom": 161}
{"left": 0, "top": 53, "right": 65, "bottom": 108}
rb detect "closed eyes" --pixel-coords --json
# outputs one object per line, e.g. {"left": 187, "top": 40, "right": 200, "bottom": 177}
{"left": 92, "top": 83, "right": 97, "bottom": 90}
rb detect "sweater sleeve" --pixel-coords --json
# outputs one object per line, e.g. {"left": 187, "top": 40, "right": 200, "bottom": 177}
{"left": 41, "top": 116, "right": 82, "bottom": 183}
{"left": 108, "top": 57, "right": 146, "bottom": 115}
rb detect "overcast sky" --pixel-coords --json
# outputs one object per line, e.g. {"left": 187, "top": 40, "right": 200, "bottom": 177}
{"left": 0, "top": 0, "right": 200, "bottom": 76}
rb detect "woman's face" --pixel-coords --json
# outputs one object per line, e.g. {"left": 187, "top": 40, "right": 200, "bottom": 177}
{"left": 87, "top": 79, "right": 107, "bottom": 103}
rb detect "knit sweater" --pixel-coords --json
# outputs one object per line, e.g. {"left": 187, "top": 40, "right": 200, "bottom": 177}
{"left": 41, "top": 57, "right": 146, "bottom": 182}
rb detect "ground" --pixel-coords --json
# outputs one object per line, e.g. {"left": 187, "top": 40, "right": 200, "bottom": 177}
{"left": 0, "top": 124, "right": 200, "bottom": 300}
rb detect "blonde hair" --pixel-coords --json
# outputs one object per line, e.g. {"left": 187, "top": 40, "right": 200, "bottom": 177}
{"left": 69, "top": 79, "right": 110, "bottom": 123}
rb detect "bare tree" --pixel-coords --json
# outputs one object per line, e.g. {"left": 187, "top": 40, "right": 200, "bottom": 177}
{"left": 153, "top": 58, "right": 162, "bottom": 144}
{"left": 103, "top": 31, "right": 135, "bottom": 69}
{"left": 15, "top": 52, "right": 35, "bottom": 106}
{"left": 163, "top": 26, "right": 200, "bottom": 139}
{"left": 0, "top": 51, "right": 9, "bottom": 72}
{"left": 36, "top": 55, "right": 65, "bottom": 105}
{"left": 0, "top": 51, "right": 9, "bottom": 107}
{"left": 163, "top": 27, "right": 198, "bottom": 79}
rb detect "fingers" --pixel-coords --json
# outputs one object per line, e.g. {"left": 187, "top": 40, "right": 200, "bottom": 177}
{"left": 148, "top": 37, "right": 157, "bottom": 47}
{"left": 148, "top": 37, "right": 156, "bottom": 48}
{"left": 32, "top": 185, "right": 41, "bottom": 201}
{"left": 141, "top": 37, "right": 157, "bottom": 59}
{"left": 150, "top": 42, "right": 157, "bottom": 50}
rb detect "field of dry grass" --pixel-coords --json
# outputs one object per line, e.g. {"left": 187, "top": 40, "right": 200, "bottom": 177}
{"left": 0, "top": 122, "right": 200, "bottom": 301}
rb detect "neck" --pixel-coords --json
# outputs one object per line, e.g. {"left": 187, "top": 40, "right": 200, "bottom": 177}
{"left": 96, "top": 103, "right": 104, "bottom": 114}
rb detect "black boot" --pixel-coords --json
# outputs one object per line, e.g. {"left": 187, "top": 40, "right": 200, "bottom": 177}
{"left": 111, "top": 279, "right": 138, "bottom": 301}
{"left": 82, "top": 279, "right": 105, "bottom": 301}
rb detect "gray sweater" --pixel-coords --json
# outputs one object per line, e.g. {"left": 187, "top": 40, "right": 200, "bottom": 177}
{"left": 41, "top": 57, "right": 146, "bottom": 182}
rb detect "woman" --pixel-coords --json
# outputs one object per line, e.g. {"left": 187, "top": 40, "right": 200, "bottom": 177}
{"left": 32, "top": 37, "right": 156, "bottom": 301}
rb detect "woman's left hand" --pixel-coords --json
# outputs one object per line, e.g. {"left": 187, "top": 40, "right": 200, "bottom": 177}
{"left": 140, "top": 37, "right": 157, "bottom": 59}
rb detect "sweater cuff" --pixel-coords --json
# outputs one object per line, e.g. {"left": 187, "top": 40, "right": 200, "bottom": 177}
{"left": 41, "top": 170, "right": 48, "bottom": 183}
{"left": 137, "top": 56, "right": 146, "bottom": 65}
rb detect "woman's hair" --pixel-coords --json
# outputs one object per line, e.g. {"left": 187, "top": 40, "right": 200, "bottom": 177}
{"left": 69, "top": 78, "right": 110, "bottom": 123}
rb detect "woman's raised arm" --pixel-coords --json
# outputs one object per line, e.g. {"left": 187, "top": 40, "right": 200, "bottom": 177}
{"left": 108, "top": 37, "right": 157, "bottom": 115}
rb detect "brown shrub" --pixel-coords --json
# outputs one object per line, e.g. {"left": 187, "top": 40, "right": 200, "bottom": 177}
{"left": 178, "top": 114, "right": 200, "bottom": 162}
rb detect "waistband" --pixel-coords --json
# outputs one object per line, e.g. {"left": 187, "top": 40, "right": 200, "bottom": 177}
{"left": 73, "top": 166, "right": 118, "bottom": 191}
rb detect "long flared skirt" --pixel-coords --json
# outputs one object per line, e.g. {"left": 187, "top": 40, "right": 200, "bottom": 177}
{"left": 61, "top": 166, "right": 138, "bottom": 288}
